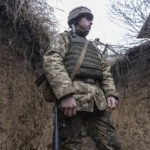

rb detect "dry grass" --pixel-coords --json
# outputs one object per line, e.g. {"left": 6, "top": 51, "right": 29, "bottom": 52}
{"left": 111, "top": 40, "right": 150, "bottom": 86}
{"left": 0, "top": 0, "right": 57, "bottom": 69}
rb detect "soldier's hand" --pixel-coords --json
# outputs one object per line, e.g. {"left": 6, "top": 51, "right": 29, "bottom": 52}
{"left": 107, "top": 96, "right": 118, "bottom": 110}
{"left": 60, "top": 95, "right": 77, "bottom": 117}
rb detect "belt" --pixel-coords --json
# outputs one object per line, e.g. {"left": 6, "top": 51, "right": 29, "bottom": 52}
{"left": 74, "top": 77, "right": 100, "bottom": 86}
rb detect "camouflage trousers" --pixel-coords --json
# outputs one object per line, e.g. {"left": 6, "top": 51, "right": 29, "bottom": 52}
{"left": 58, "top": 109, "right": 121, "bottom": 150}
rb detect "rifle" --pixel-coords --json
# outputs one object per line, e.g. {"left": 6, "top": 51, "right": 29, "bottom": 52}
{"left": 35, "top": 75, "right": 60, "bottom": 150}
{"left": 53, "top": 97, "right": 60, "bottom": 150}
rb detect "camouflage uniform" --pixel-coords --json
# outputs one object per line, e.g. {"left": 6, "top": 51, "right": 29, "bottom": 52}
{"left": 43, "top": 6, "right": 121, "bottom": 149}
{"left": 43, "top": 32, "right": 121, "bottom": 150}
{"left": 59, "top": 109, "right": 121, "bottom": 150}
{"left": 43, "top": 32, "right": 118, "bottom": 112}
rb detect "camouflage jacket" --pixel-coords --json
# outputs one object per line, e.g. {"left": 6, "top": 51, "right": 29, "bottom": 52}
{"left": 43, "top": 31, "right": 118, "bottom": 112}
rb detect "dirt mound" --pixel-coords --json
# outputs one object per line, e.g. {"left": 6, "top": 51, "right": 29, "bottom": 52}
{"left": 0, "top": 0, "right": 56, "bottom": 149}
{"left": 111, "top": 42, "right": 150, "bottom": 150}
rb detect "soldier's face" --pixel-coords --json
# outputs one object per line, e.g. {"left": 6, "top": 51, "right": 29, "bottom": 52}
{"left": 76, "top": 17, "right": 93, "bottom": 33}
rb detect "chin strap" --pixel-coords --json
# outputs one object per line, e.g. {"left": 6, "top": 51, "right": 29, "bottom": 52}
{"left": 71, "top": 24, "right": 76, "bottom": 38}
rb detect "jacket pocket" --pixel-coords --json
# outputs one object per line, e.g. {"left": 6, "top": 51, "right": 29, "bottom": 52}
{"left": 90, "top": 85, "right": 107, "bottom": 111}
{"left": 73, "top": 81, "right": 94, "bottom": 111}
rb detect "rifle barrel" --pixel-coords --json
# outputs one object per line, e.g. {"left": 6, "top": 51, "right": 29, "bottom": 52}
{"left": 53, "top": 99, "right": 60, "bottom": 150}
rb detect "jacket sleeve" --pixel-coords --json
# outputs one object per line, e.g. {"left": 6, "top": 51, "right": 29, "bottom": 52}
{"left": 43, "top": 33, "right": 75, "bottom": 100}
{"left": 100, "top": 55, "right": 119, "bottom": 99}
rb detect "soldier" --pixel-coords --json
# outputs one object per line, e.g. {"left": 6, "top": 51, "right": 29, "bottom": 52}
{"left": 43, "top": 6, "right": 121, "bottom": 150}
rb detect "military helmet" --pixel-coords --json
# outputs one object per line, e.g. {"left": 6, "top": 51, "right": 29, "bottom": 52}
{"left": 68, "top": 6, "right": 94, "bottom": 26}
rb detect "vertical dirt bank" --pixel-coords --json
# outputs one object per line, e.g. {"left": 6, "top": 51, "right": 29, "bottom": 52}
{"left": 0, "top": 0, "right": 56, "bottom": 149}
{"left": 0, "top": 41, "right": 53, "bottom": 150}
{"left": 111, "top": 42, "right": 150, "bottom": 150}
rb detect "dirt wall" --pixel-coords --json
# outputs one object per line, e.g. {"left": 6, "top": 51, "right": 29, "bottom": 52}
{"left": 112, "top": 44, "right": 150, "bottom": 150}
{"left": 0, "top": 2, "right": 54, "bottom": 149}
{"left": 0, "top": 42, "right": 53, "bottom": 150}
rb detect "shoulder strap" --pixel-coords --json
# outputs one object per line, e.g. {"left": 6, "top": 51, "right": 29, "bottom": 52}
{"left": 70, "top": 40, "right": 89, "bottom": 80}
